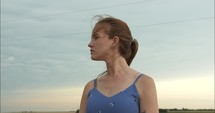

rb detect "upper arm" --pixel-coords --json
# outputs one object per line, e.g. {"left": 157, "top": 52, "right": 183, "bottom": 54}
{"left": 137, "top": 75, "right": 159, "bottom": 113}
{"left": 79, "top": 80, "right": 94, "bottom": 113}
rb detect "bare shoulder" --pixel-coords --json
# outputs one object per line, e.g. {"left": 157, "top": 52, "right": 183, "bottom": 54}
{"left": 138, "top": 74, "right": 155, "bottom": 84}
{"left": 84, "top": 80, "right": 94, "bottom": 93}
{"left": 136, "top": 74, "right": 159, "bottom": 113}
{"left": 136, "top": 74, "right": 156, "bottom": 93}
{"left": 83, "top": 80, "right": 94, "bottom": 95}
{"left": 79, "top": 80, "right": 95, "bottom": 113}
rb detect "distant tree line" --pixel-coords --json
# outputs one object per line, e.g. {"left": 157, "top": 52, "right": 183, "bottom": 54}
{"left": 75, "top": 108, "right": 214, "bottom": 113}
{"left": 75, "top": 109, "right": 79, "bottom": 113}
{"left": 159, "top": 108, "right": 215, "bottom": 113}
{"left": 16, "top": 108, "right": 215, "bottom": 113}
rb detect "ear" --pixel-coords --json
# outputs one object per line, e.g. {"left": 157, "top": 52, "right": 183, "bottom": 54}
{"left": 112, "top": 36, "right": 119, "bottom": 46}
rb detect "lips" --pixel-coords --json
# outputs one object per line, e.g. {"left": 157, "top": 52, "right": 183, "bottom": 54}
{"left": 90, "top": 50, "right": 94, "bottom": 54}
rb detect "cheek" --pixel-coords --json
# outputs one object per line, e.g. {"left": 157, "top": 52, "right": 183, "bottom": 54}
{"left": 97, "top": 43, "right": 110, "bottom": 52}
{"left": 94, "top": 44, "right": 110, "bottom": 58}
{"left": 94, "top": 41, "right": 106, "bottom": 50}
{"left": 93, "top": 39, "right": 113, "bottom": 55}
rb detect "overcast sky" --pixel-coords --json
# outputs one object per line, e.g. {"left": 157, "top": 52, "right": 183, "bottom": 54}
{"left": 1, "top": 0, "right": 214, "bottom": 112}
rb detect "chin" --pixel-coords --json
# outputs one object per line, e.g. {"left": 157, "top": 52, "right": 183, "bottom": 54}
{"left": 91, "top": 58, "right": 99, "bottom": 61}
{"left": 91, "top": 56, "right": 97, "bottom": 60}
{"left": 91, "top": 56, "right": 103, "bottom": 61}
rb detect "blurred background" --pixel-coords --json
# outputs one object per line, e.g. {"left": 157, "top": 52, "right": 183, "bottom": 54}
{"left": 1, "top": 0, "right": 214, "bottom": 112}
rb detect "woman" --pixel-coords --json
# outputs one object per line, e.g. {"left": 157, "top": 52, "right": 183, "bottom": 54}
{"left": 79, "top": 16, "right": 158, "bottom": 113}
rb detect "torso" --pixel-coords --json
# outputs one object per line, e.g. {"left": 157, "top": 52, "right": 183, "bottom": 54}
{"left": 96, "top": 73, "right": 140, "bottom": 97}
{"left": 86, "top": 74, "right": 144, "bottom": 113}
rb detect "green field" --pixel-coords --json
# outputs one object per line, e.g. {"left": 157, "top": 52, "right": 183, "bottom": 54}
{"left": 169, "top": 111, "right": 215, "bottom": 113}
{"left": 161, "top": 110, "right": 215, "bottom": 113}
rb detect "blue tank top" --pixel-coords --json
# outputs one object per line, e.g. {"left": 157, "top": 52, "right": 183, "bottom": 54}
{"left": 86, "top": 74, "right": 143, "bottom": 113}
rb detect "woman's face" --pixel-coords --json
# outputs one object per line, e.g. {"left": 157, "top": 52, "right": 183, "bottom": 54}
{"left": 88, "top": 23, "right": 114, "bottom": 60}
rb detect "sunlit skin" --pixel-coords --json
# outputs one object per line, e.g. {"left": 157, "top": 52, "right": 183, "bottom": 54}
{"left": 88, "top": 24, "right": 115, "bottom": 61}
{"left": 79, "top": 23, "right": 159, "bottom": 113}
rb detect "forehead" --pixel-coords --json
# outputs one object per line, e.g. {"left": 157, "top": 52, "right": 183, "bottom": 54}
{"left": 92, "top": 23, "right": 110, "bottom": 34}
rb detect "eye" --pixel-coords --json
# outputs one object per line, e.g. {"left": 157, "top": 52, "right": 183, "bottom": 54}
{"left": 92, "top": 33, "right": 99, "bottom": 40}
{"left": 93, "top": 36, "right": 99, "bottom": 40}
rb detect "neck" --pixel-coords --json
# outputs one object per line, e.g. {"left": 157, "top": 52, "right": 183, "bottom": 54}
{"left": 105, "top": 56, "right": 130, "bottom": 78}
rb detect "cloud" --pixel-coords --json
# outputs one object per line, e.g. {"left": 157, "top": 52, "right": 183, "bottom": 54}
{"left": 1, "top": 0, "right": 214, "bottom": 111}
{"left": 3, "top": 56, "right": 15, "bottom": 62}
{"left": 1, "top": 87, "right": 83, "bottom": 112}
{"left": 157, "top": 76, "right": 214, "bottom": 109}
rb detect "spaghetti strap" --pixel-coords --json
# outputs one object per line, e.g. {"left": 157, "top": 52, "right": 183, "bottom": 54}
{"left": 87, "top": 74, "right": 143, "bottom": 113}
{"left": 93, "top": 79, "right": 97, "bottom": 88}
{"left": 134, "top": 74, "right": 144, "bottom": 83}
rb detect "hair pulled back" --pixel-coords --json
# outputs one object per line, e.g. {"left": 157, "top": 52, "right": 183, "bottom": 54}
{"left": 93, "top": 15, "right": 138, "bottom": 66}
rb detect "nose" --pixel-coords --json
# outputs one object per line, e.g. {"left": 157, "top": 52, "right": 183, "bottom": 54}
{"left": 88, "top": 40, "right": 93, "bottom": 48}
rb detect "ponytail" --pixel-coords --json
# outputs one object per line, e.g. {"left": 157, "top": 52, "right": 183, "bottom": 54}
{"left": 92, "top": 16, "right": 139, "bottom": 77}
{"left": 126, "top": 38, "right": 138, "bottom": 66}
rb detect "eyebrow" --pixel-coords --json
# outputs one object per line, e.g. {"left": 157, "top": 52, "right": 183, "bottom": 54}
{"left": 92, "top": 33, "right": 98, "bottom": 37}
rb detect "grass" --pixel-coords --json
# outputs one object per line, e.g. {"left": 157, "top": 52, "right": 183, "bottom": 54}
{"left": 161, "top": 110, "right": 215, "bottom": 113}
{"left": 167, "top": 111, "right": 215, "bottom": 113}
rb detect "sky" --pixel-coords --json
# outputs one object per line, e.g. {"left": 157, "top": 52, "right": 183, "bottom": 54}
{"left": 1, "top": 0, "right": 214, "bottom": 112}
